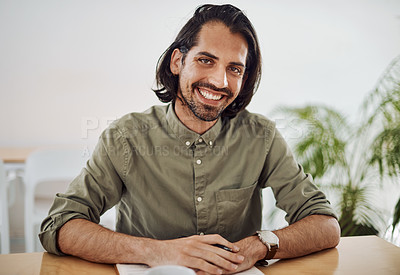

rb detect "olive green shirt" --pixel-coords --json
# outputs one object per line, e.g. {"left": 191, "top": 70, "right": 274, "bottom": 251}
{"left": 40, "top": 104, "right": 336, "bottom": 255}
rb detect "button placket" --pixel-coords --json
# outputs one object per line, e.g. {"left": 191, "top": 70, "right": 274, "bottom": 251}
{"left": 193, "top": 142, "right": 207, "bottom": 234}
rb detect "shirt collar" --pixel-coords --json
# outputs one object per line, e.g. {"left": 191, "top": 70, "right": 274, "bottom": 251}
{"left": 166, "top": 104, "right": 223, "bottom": 148}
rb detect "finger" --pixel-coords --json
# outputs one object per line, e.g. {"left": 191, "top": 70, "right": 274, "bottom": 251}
{"left": 185, "top": 257, "right": 224, "bottom": 275}
{"left": 186, "top": 244, "right": 239, "bottom": 272}
{"left": 201, "top": 243, "right": 244, "bottom": 264}
{"left": 196, "top": 234, "right": 240, "bottom": 252}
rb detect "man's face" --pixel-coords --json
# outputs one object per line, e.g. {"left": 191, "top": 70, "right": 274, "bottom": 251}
{"left": 170, "top": 22, "right": 248, "bottom": 122}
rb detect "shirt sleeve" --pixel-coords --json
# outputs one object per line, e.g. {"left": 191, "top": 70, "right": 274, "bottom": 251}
{"left": 260, "top": 129, "right": 338, "bottom": 224}
{"left": 39, "top": 126, "right": 127, "bottom": 255}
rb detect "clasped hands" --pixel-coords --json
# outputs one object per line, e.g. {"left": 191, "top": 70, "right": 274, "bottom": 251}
{"left": 145, "top": 234, "right": 265, "bottom": 275}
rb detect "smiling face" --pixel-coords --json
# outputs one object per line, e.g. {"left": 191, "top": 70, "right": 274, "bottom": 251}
{"left": 170, "top": 21, "right": 248, "bottom": 130}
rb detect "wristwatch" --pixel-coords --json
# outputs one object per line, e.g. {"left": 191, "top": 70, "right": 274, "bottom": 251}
{"left": 256, "top": 230, "right": 279, "bottom": 260}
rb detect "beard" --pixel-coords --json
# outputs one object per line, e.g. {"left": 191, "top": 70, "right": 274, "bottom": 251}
{"left": 179, "top": 81, "right": 233, "bottom": 122}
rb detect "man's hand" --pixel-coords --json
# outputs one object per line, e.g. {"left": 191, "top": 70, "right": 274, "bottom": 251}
{"left": 145, "top": 234, "right": 245, "bottom": 275}
{"left": 196, "top": 235, "right": 265, "bottom": 275}
{"left": 229, "top": 236, "right": 266, "bottom": 274}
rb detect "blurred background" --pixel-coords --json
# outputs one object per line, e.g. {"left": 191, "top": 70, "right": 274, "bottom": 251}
{"left": 0, "top": 0, "right": 399, "bottom": 253}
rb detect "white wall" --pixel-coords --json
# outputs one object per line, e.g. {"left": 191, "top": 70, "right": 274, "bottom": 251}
{"left": 1, "top": 0, "right": 399, "bottom": 148}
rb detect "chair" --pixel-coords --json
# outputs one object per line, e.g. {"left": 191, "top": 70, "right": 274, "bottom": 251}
{"left": 24, "top": 148, "right": 89, "bottom": 252}
{"left": 0, "top": 159, "right": 10, "bottom": 254}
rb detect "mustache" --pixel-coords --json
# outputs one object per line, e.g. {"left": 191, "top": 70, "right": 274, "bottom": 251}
{"left": 192, "top": 81, "right": 233, "bottom": 97}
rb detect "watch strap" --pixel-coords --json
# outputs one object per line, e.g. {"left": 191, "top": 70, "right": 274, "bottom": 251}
{"left": 265, "top": 242, "right": 278, "bottom": 260}
{"left": 256, "top": 230, "right": 279, "bottom": 260}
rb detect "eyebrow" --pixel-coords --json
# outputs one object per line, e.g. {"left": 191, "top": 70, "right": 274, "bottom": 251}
{"left": 196, "top": 51, "right": 246, "bottom": 68}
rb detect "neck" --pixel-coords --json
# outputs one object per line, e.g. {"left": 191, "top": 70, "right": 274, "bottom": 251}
{"left": 174, "top": 100, "right": 217, "bottom": 135}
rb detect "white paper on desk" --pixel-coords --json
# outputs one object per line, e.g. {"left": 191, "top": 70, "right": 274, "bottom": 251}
{"left": 235, "top": 266, "right": 264, "bottom": 275}
{"left": 116, "top": 263, "right": 149, "bottom": 275}
{"left": 116, "top": 264, "right": 263, "bottom": 275}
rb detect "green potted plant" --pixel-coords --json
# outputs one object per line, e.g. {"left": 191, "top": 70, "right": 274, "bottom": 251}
{"left": 273, "top": 55, "right": 400, "bottom": 239}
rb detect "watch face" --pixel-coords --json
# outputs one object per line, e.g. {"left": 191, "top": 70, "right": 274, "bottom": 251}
{"left": 261, "top": 231, "right": 279, "bottom": 246}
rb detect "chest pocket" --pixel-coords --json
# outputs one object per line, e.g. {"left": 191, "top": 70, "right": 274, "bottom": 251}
{"left": 216, "top": 181, "right": 261, "bottom": 242}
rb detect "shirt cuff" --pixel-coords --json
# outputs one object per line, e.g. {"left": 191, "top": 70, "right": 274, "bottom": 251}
{"left": 39, "top": 213, "right": 90, "bottom": 256}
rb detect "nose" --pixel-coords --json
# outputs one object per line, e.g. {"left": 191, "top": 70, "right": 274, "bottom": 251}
{"left": 209, "top": 65, "right": 228, "bottom": 89}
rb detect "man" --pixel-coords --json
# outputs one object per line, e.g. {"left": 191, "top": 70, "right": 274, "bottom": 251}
{"left": 40, "top": 4, "right": 340, "bottom": 274}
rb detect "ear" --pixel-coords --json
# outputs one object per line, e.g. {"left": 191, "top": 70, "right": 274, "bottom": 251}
{"left": 170, "top": 48, "right": 183, "bottom": 75}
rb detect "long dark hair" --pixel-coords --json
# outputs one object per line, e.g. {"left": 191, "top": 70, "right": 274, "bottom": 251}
{"left": 153, "top": 4, "right": 262, "bottom": 118}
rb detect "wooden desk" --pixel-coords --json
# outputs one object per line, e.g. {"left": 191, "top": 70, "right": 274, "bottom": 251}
{"left": 0, "top": 236, "right": 399, "bottom": 275}
{"left": 0, "top": 147, "right": 36, "bottom": 163}
{"left": 259, "top": 235, "right": 400, "bottom": 274}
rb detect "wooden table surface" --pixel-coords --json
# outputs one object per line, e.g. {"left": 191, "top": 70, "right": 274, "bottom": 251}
{"left": 0, "top": 147, "right": 37, "bottom": 163}
{"left": 0, "top": 236, "right": 399, "bottom": 275}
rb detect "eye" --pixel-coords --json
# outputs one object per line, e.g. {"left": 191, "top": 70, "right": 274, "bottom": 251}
{"left": 198, "top": 58, "right": 213, "bottom": 65}
{"left": 229, "top": 66, "right": 242, "bottom": 75}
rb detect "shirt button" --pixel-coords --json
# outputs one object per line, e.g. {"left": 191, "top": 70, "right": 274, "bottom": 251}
{"left": 209, "top": 141, "right": 213, "bottom": 146}
{"left": 196, "top": 159, "right": 202, "bottom": 165}
{"left": 197, "top": 196, "right": 203, "bottom": 202}
{"left": 185, "top": 141, "right": 191, "bottom": 146}
{"left": 198, "top": 138, "right": 203, "bottom": 143}
{"left": 199, "top": 232, "right": 205, "bottom": 236}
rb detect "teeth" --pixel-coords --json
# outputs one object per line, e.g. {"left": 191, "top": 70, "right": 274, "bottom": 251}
{"left": 198, "top": 88, "right": 223, "bottom": 101}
